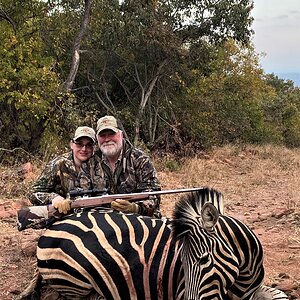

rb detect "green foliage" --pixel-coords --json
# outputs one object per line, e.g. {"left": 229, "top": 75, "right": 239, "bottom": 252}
{"left": 264, "top": 74, "right": 300, "bottom": 147}
{"left": 69, "top": 0, "right": 256, "bottom": 146}
{"left": 164, "top": 159, "right": 181, "bottom": 172}
{"left": 171, "top": 40, "right": 283, "bottom": 150}
{"left": 282, "top": 104, "right": 300, "bottom": 147}
{"left": 0, "top": 1, "right": 60, "bottom": 153}
{"left": 1, "top": 0, "right": 300, "bottom": 157}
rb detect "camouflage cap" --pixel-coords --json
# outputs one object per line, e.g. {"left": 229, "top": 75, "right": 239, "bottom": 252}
{"left": 74, "top": 126, "right": 96, "bottom": 143}
{"left": 96, "top": 116, "right": 120, "bottom": 135}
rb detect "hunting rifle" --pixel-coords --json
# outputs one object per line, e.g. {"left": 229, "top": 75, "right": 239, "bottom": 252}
{"left": 16, "top": 187, "right": 204, "bottom": 231}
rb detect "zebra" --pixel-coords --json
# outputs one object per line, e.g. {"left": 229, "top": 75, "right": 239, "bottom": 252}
{"left": 36, "top": 188, "right": 288, "bottom": 300}
{"left": 171, "top": 190, "right": 288, "bottom": 300}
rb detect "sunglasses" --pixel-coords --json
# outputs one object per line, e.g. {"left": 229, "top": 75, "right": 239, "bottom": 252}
{"left": 72, "top": 140, "right": 95, "bottom": 150}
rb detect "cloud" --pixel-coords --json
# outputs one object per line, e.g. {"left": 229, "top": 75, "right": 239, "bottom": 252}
{"left": 274, "top": 14, "right": 288, "bottom": 20}
{"left": 252, "top": 0, "right": 300, "bottom": 73}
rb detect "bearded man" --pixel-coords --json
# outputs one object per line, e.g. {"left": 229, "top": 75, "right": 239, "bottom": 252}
{"left": 92, "top": 115, "right": 161, "bottom": 218}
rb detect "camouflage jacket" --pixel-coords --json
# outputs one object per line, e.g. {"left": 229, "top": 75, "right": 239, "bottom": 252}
{"left": 90, "top": 139, "right": 162, "bottom": 218}
{"left": 28, "top": 151, "right": 105, "bottom": 205}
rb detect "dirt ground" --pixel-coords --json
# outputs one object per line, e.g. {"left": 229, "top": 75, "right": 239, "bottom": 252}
{"left": 0, "top": 145, "right": 300, "bottom": 299}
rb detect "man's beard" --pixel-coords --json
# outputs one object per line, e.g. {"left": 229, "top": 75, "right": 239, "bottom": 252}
{"left": 100, "top": 141, "right": 122, "bottom": 158}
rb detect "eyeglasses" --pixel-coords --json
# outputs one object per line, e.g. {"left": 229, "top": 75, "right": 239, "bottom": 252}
{"left": 72, "top": 140, "right": 95, "bottom": 150}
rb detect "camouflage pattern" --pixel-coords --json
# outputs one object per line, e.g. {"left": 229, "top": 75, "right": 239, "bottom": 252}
{"left": 28, "top": 151, "right": 106, "bottom": 206}
{"left": 89, "top": 139, "right": 162, "bottom": 218}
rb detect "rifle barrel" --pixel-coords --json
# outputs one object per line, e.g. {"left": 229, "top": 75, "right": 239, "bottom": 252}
{"left": 147, "top": 187, "right": 204, "bottom": 196}
{"left": 71, "top": 187, "right": 204, "bottom": 209}
{"left": 17, "top": 187, "right": 204, "bottom": 231}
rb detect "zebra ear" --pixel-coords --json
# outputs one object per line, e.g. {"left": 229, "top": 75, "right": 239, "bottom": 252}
{"left": 201, "top": 203, "right": 219, "bottom": 232}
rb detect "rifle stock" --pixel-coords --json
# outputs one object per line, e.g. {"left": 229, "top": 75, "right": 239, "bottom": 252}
{"left": 17, "top": 187, "right": 203, "bottom": 231}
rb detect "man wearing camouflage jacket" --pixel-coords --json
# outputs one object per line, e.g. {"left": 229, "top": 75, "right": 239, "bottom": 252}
{"left": 92, "top": 115, "right": 162, "bottom": 218}
{"left": 28, "top": 126, "right": 104, "bottom": 213}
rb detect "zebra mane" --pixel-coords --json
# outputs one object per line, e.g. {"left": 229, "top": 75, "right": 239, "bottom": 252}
{"left": 171, "top": 187, "right": 223, "bottom": 238}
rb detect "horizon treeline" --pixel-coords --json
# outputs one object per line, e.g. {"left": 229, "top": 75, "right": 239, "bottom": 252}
{"left": 1, "top": 0, "right": 300, "bottom": 163}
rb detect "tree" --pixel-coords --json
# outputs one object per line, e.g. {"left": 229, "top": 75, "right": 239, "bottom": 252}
{"left": 71, "top": 0, "right": 255, "bottom": 146}
{"left": 0, "top": 0, "right": 59, "bottom": 154}
{"left": 0, "top": 0, "right": 257, "bottom": 155}
{"left": 264, "top": 74, "right": 300, "bottom": 147}
{"left": 0, "top": 0, "right": 97, "bottom": 156}
{"left": 170, "top": 40, "right": 278, "bottom": 151}
{"left": 63, "top": 0, "right": 93, "bottom": 92}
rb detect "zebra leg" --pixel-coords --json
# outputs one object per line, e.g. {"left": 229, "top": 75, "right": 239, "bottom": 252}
{"left": 250, "top": 285, "right": 289, "bottom": 300}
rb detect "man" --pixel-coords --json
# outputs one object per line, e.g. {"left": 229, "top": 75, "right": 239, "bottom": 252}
{"left": 28, "top": 126, "right": 103, "bottom": 213}
{"left": 93, "top": 115, "right": 162, "bottom": 218}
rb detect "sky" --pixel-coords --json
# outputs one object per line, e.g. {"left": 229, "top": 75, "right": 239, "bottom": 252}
{"left": 251, "top": 0, "right": 300, "bottom": 86}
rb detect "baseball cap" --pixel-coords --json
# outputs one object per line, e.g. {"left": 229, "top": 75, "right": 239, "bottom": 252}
{"left": 96, "top": 116, "right": 120, "bottom": 135}
{"left": 73, "top": 126, "right": 96, "bottom": 143}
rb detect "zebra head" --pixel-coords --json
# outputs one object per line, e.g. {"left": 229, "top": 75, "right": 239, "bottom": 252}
{"left": 172, "top": 188, "right": 240, "bottom": 300}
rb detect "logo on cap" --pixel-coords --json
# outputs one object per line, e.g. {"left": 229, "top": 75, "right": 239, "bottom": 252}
{"left": 74, "top": 126, "right": 96, "bottom": 142}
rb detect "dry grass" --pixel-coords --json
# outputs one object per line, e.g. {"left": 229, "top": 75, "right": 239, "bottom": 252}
{"left": 2, "top": 143, "right": 300, "bottom": 209}
{"left": 156, "top": 144, "right": 300, "bottom": 216}
{"left": 0, "top": 165, "right": 37, "bottom": 199}
{"left": 1, "top": 144, "right": 300, "bottom": 212}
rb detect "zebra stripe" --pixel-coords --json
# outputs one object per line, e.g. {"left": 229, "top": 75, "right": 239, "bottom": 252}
{"left": 172, "top": 189, "right": 288, "bottom": 300}
{"left": 37, "top": 211, "right": 183, "bottom": 299}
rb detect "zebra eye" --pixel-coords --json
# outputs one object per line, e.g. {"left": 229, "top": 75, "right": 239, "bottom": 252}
{"left": 193, "top": 253, "right": 209, "bottom": 267}
{"left": 200, "top": 252, "right": 209, "bottom": 262}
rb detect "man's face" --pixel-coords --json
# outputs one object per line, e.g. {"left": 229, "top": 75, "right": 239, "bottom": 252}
{"left": 97, "top": 130, "right": 123, "bottom": 158}
{"left": 71, "top": 137, "right": 95, "bottom": 163}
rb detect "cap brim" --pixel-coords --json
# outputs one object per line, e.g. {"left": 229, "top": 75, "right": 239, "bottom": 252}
{"left": 97, "top": 126, "right": 119, "bottom": 135}
{"left": 74, "top": 135, "right": 96, "bottom": 143}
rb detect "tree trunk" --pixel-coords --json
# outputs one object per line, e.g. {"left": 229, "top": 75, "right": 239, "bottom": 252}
{"left": 133, "top": 59, "right": 168, "bottom": 146}
{"left": 63, "top": 0, "right": 93, "bottom": 92}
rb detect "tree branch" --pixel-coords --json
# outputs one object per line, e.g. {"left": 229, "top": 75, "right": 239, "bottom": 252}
{"left": 63, "top": 0, "right": 93, "bottom": 92}
{"left": 0, "top": 8, "right": 16, "bottom": 34}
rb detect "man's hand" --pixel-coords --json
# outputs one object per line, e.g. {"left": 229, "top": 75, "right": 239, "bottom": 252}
{"left": 53, "top": 199, "right": 72, "bottom": 214}
{"left": 111, "top": 199, "right": 139, "bottom": 213}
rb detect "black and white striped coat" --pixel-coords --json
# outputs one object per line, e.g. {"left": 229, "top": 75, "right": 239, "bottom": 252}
{"left": 37, "top": 210, "right": 184, "bottom": 299}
